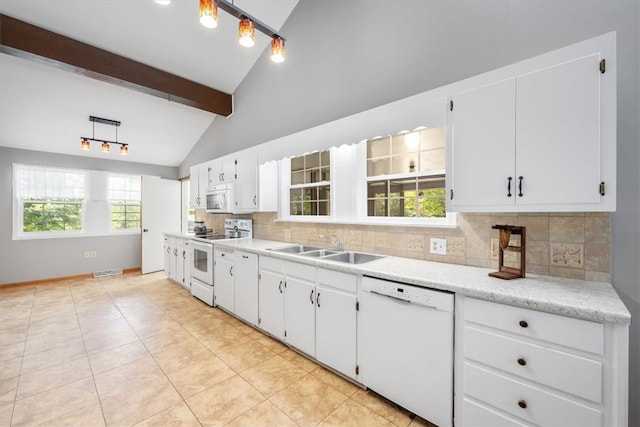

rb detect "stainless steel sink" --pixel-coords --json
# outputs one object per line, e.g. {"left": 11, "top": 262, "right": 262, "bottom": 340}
{"left": 299, "top": 249, "right": 341, "bottom": 258}
{"left": 268, "top": 245, "right": 322, "bottom": 254}
{"left": 322, "top": 251, "right": 385, "bottom": 264}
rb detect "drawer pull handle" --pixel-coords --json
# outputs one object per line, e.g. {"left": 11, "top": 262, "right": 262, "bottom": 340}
{"left": 519, "top": 320, "right": 528, "bottom": 328}
{"left": 518, "top": 400, "right": 528, "bottom": 409}
{"left": 517, "top": 358, "right": 527, "bottom": 366}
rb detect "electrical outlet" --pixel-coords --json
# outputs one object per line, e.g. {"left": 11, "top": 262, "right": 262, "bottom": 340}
{"left": 430, "top": 238, "right": 447, "bottom": 255}
{"left": 90, "top": 251, "right": 97, "bottom": 258}
{"left": 84, "top": 251, "right": 91, "bottom": 258}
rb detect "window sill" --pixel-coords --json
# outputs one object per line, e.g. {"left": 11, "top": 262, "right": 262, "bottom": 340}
{"left": 13, "top": 230, "right": 141, "bottom": 241}
{"left": 275, "top": 213, "right": 458, "bottom": 228}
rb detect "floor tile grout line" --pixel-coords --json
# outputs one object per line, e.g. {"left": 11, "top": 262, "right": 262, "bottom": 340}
{"left": 8, "top": 282, "right": 37, "bottom": 426}
{"left": 70, "top": 278, "right": 109, "bottom": 427}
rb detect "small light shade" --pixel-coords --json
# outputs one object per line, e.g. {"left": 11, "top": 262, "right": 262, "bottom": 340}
{"left": 81, "top": 139, "right": 90, "bottom": 150}
{"left": 101, "top": 142, "right": 110, "bottom": 153}
{"left": 199, "top": 0, "right": 218, "bottom": 29}
{"left": 120, "top": 145, "right": 128, "bottom": 155}
{"left": 154, "top": 0, "right": 171, "bottom": 5}
{"left": 238, "top": 18, "right": 255, "bottom": 47}
{"left": 271, "top": 37, "right": 285, "bottom": 63}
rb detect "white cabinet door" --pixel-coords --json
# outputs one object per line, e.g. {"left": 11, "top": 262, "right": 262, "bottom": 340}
{"left": 284, "top": 277, "right": 316, "bottom": 357}
{"left": 183, "top": 241, "right": 192, "bottom": 289}
{"left": 199, "top": 162, "right": 210, "bottom": 195}
{"left": 516, "top": 54, "right": 602, "bottom": 206}
{"left": 176, "top": 240, "right": 185, "bottom": 286}
{"left": 258, "top": 161, "right": 278, "bottom": 212}
{"left": 189, "top": 165, "right": 200, "bottom": 208}
{"left": 235, "top": 150, "right": 258, "bottom": 212}
{"left": 169, "top": 244, "right": 178, "bottom": 281}
{"left": 316, "top": 285, "right": 357, "bottom": 379}
{"left": 234, "top": 251, "right": 258, "bottom": 325}
{"left": 210, "top": 156, "right": 236, "bottom": 185}
{"left": 214, "top": 251, "right": 235, "bottom": 311}
{"left": 258, "top": 268, "right": 285, "bottom": 340}
{"left": 163, "top": 237, "right": 171, "bottom": 276}
{"left": 449, "top": 79, "right": 516, "bottom": 209}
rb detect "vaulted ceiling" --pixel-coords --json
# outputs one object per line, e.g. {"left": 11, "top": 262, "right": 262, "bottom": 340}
{"left": 0, "top": 0, "right": 298, "bottom": 166}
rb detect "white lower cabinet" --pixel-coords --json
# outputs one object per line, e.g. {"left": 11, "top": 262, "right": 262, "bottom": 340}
{"left": 164, "top": 235, "right": 190, "bottom": 289}
{"left": 214, "top": 246, "right": 234, "bottom": 311}
{"left": 283, "top": 263, "right": 316, "bottom": 357}
{"left": 455, "top": 296, "right": 628, "bottom": 427}
{"left": 258, "top": 257, "right": 285, "bottom": 341}
{"left": 234, "top": 251, "right": 259, "bottom": 325}
{"left": 316, "top": 269, "right": 357, "bottom": 380}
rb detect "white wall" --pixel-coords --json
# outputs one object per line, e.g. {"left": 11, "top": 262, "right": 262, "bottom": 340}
{"left": 180, "top": 1, "right": 640, "bottom": 424}
{"left": 0, "top": 146, "right": 179, "bottom": 284}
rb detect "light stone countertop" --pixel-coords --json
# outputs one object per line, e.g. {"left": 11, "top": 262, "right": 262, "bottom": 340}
{"left": 163, "top": 231, "right": 194, "bottom": 238}
{"left": 212, "top": 238, "right": 631, "bottom": 325}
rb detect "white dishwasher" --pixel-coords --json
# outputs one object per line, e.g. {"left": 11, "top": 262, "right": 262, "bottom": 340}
{"left": 360, "top": 276, "right": 454, "bottom": 427}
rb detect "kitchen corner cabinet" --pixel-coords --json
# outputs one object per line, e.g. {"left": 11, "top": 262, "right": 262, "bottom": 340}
{"left": 316, "top": 269, "right": 358, "bottom": 380}
{"left": 454, "top": 296, "right": 629, "bottom": 426}
{"left": 234, "top": 251, "right": 259, "bottom": 325}
{"left": 258, "top": 256, "right": 286, "bottom": 341}
{"left": 448, "top": 38, "right": 615, "bottom": 212}
{"left": 284, "top": 262, "right": 317, "bottom": 357}
{"left": 214, "top": 246, "right": 235, "bottom": 311}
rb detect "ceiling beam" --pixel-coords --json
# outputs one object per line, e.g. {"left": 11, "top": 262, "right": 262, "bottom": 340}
{"left": 0, "top": 14, "right": 233, "bottom": 116}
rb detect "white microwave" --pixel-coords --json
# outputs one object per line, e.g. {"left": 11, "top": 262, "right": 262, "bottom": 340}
{"left": 206, "top": 183, "right": 234, "bottom": 213}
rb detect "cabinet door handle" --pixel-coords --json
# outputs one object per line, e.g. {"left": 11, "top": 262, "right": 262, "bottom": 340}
{"left": 229, "top": 266, "right": 233, "bottom": 277}
{"left": 183, "top": 250, "right": 186, "bottom": 260}
{"left": 166, "top": 247, "right": 170, "bottom": 253}
{"left": 242, "top": 255, "right": 249, "bottom": 259}
{"left": 310, "top": 289, "right": 314, "bottom": 304}
{"left": 517, "top": 358, "right": 527, "bottom": 366}
{"left": 518, "top": 176, "right": 524, "bottom": 197}
{"left": 253, "top": 195, "right": 257, "bottom": 206}
{"left": 507, "top": 177, "right": 512, "bottom": 197}
{"left": 519, "top": 320, "right": 528, "bottom": 328}
{"left": 173, "top": 248, "right": 177, "bottom": 256}
{"left": 278, "top": 280, "right": 283, "bottom": 294}
{"left": 518, "top": 400, "right": 528, "bottom": 409}
{"left": 316, "top": 292, "right": 321, "bottom": 308}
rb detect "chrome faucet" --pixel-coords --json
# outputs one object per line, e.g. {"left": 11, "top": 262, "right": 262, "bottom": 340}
{"left": 319, "top": 234, "right": 341, "bottom": 250}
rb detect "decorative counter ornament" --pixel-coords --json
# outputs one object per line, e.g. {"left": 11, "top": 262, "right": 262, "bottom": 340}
{"left": 489, "top": 225, "right": 526, "bottom": 280}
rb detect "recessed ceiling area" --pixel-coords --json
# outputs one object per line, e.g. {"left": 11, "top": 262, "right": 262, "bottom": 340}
{"left": 0, "top": 0, "right": 299, "bottom": 166}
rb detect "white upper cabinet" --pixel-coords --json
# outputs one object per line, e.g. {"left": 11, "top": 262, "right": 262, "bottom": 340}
{"left": 234, "top": 149, "right": 258, "bottom": 212}
{"left": 515, "top": 54, "right": 602, "bottom": 207}
{"left": 209, "top": 156, "right": 236, "bottom": 186}
{"left": 448, "top": 32, "right": 616, "bottom": 212}
{"left": 189, "top": 163, "right": 209, "bottom": 208}
{"left": 449, "top": 79, "right": 516, "bottom": 209}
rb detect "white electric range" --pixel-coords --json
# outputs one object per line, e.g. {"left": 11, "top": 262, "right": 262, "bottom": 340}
{"left": 190, "top": 219, "right": 252, "bottom": 306}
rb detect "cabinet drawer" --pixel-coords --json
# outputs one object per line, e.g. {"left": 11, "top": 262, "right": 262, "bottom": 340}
{"left": 286, "top": 261, "right": 316, "bottom": 281}
{"left": 214, "top": 246, "right": 234, "bottom": 258}
{"left": 465, "top": 298, "right": 603, "bottom": 354}
{"left": 318, "top": 268, "right": 356, "bottom": 293}
{"left": 465, "top": 326, "right": 602, "bottom": 402}
{"left": 463, "top": 398, "right": 528, "bottom": 426}
{"left": 260, "top": 256, "right": 285, "bottom": 273}
{"left": 465, "top": 363, "right": 602, "bottom": 426}
{"left": 169, "top": 237, "right": 177, "bottom": 245}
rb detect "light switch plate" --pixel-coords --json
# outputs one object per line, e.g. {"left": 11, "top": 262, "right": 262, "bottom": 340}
{"left": 430, "top": 238, "right": 447, "bottom": 255}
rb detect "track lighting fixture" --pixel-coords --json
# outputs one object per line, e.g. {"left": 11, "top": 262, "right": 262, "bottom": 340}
{"left": 80, "top": 116, "right": 129, "bottom": 156}
{"left": 155, "top": 0, "right": 286, "bottom": 62}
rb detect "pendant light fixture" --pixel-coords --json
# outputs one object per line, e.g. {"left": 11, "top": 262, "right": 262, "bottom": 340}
{"left": 155, "top": 0, "right": 287, "bottom": 62}
{"left": 270, "top": 37, "right": 285, "bottom": 63}
{"left": 80, "top": 116, "right": 129, "bottom": 156}
{"left": 199, "top": 0, "right": 218, "bottom": 29}
{"left": 238, "top": 18, "right": 255, "bottom": 47}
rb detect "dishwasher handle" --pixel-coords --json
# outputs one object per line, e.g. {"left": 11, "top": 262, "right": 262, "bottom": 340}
{"left": 369, "top": 290, "right": 443, "bottom": 311}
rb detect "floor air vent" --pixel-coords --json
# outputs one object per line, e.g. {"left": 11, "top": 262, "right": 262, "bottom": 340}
{"left": 93, "top": 269, "right": 123, "bottom": 278}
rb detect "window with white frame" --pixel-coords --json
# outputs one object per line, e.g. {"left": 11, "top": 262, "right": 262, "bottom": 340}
{"left": 366, "top": 127, "right": 446, "bottom": 218}
{"left": 108, "top": 175, "right": 141, "bottom": 230}
{"left": 14, "top": 164, "right": 86, "bottom": 235}
{"left": 288, "top": 150, "right": 331, "bottom": 216}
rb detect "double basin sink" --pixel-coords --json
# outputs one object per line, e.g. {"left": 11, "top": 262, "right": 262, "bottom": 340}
{"left": 267, "top": 245, "right": 384, "bottom": 265}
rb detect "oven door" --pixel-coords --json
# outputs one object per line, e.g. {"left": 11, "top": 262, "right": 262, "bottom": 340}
{"left": 191, "top": 240, "right": 213, "bottom": 286}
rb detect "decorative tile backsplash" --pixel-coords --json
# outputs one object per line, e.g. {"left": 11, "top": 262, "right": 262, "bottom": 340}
{"left": 197, "top": 210, "right": 611, "bottom": 282}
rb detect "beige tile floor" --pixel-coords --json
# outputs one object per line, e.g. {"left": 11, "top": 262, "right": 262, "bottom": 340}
{"left": 0, "top": 272, "right": 435, "bottom": 427}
